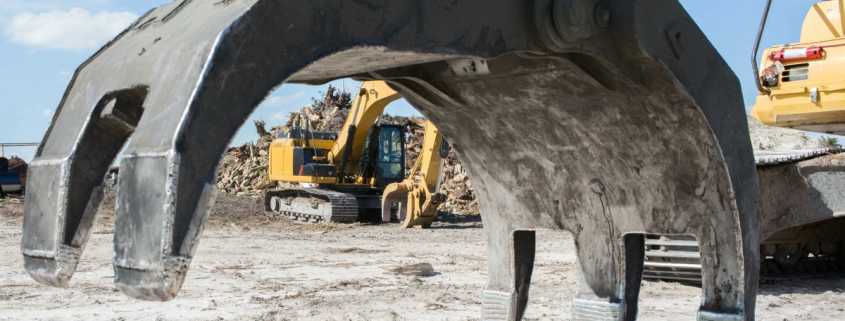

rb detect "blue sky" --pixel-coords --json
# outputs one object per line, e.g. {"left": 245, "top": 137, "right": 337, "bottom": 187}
{"left": 0, "top": 0, "right": 826, "bottom": 160}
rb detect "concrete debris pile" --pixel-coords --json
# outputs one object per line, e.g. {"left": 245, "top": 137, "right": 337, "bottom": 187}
{"left": 216, "top": 85, "right": 480, "bottom": 214}
{"left": 748, "top": 115, "right": 840, "bottom": 151}
{"left": 437, "top": 149, "right": 479, "bottom": 214}
{"left": 284, "top": 85, "right": 352, "bottom": 133}
{"left": 217, "top": 140, "right": 273, "bottom": 195}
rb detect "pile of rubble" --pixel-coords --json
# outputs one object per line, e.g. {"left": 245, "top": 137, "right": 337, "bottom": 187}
{"left": 747, "top": 115, "right": 839, "bottom": 151}
{"left": 437, "top": 148, "right": 479, "bottom": 214}
{"left": 216, "top": 86, "right": 480, "bottom": 214}
{"left": 284, "top": 85, "right": 352, "bottom": 133}
{"left": 216, "top": 140, "right": 273, "bottom": 195}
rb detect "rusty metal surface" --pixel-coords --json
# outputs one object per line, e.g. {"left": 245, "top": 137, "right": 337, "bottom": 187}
{"left": 21, "top": 1, "right": 759, "bottom": 320}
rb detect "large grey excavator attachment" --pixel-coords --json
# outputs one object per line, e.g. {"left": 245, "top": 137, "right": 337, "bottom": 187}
{"left": 22, "top": 0, "right": 759, "bottom": 319}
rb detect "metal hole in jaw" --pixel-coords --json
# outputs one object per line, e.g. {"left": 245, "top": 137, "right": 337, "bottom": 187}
{"left": 95, "top": 86, "right": 149, "bottom": 138}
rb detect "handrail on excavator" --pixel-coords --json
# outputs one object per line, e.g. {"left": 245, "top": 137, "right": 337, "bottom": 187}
{"left": 0, "top": 143, "right": 39, "bottom": 157}
{"left": 752, "top": 0, "right": 845, "bottom": 95}
{"left": 752, "top": 0, "right": 774, "bottom": 95}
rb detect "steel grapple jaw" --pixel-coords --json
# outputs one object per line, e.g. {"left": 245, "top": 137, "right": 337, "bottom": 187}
{"left": 21, "top": 1, "right": 256, "bottom": 299}
{"left": 23, "top": 0, "right": 760, "bottom": 319}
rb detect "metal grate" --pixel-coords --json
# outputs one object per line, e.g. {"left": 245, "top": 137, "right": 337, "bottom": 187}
{"left": 782, "top": 63, "right": 809, "bottom": 82}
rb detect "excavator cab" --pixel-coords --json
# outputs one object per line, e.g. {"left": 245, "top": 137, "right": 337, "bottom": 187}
{"left": 752, "top": 0, "right": 845, "bottom": 134}
{"left": 372, "top": 124, "right": 406, "bottom": 187}
{"left": 357, "top": 124, "right": 406, "bottom": 188}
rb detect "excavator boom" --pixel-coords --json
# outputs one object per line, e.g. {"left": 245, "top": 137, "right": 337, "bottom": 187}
{"left": 329, "top": 81, "right": 401, "bottom": 176}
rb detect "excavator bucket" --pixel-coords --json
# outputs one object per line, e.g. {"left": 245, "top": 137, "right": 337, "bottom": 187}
{"left": 382, "top": 181, "right": 443, "bottom": 228}
{"left": 381, "top": 182, "right": 410, "bottom": 224}
{"left": 382, "top": 120, "right": 445, "bottom": 228}
{"left": 22, "top": 1, "right": 760, "bottom": 320}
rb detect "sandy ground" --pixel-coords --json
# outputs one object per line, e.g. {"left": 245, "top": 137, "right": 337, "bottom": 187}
{"left": 1, "top": 194, "right": 844, "bottom": 321}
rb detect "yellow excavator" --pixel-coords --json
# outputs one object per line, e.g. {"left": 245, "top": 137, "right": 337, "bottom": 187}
{"left": 748, "top": 0, "right": 845, "bottom": 273}
{"left": 752, "top": 0, "right": 845, "bottom": 134}
{"left": 265, "top": 80, "right": 446, "bottom": 227}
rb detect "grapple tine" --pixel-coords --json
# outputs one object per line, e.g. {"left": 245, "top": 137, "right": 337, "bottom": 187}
{"left": 22, "top": 83, "right": 148, "bottom": 286}
{"left": 22, "top": 0, "right": 260, "bottom": 298}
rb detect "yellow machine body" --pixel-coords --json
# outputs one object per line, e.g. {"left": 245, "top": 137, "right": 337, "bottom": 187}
{"left": 752, "top": 0, "right": 845, "bottom": 134}
{"left": 268, "top": 137, "right": 338, "bottom": 184}
{"left": 328, "top": 81, "right": 402, "bottom": 176}
{"left": 267, "top": 81, "right": 401, "bottom": 186}
{"left": 266, "top": 80, "right": 445, "bottom": 227}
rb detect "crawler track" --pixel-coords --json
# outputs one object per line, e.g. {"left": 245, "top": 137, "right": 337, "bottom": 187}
{"left": 264, "top": 188, "right": 359, "bottom": 223}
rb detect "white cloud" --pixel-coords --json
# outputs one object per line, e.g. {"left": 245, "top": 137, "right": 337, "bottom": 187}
{"left": 262, "top": 91, "right": 306, "bottom": 108}
{"left": 4, "top": 8, "right": 138, "bottom": 50}
{"left": 271, "top": 112, "right": 289, "bottom": 123}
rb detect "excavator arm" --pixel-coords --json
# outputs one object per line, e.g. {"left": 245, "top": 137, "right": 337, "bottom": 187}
{"left": 381, "top": 120, "right": 446, "bottom": 228}
{"left": 328, "top": 81, "right": 401, "bottom": 178}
